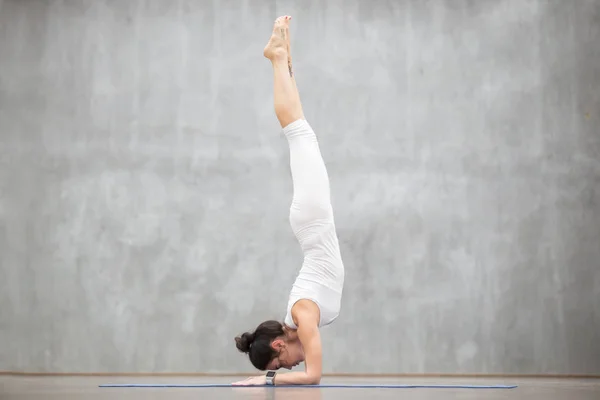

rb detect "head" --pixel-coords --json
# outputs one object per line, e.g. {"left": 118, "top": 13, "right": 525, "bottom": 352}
{"left": 235, "top": 320, "right": 305, "bottom": 370}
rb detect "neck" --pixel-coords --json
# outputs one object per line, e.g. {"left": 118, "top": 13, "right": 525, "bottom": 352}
{"left": 283, "top": 326, "right": 299, "bottom": 342}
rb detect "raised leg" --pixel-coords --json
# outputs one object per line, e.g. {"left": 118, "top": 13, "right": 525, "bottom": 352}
{"left": 264, "top": 16, "right": 332, "bottom": 240}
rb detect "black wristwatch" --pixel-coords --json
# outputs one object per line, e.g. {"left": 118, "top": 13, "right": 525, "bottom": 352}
{"left": 265, "top": 370, "right": 276, "bottom": 385}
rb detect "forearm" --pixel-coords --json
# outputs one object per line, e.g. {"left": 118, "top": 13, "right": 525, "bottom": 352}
{"left": 273, "top": 371, "right": 321, "bottom": 386}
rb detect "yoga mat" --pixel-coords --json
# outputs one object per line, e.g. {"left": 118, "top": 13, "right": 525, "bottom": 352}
{"left": 99, "top": 383, "right": 518, "bottom": 389}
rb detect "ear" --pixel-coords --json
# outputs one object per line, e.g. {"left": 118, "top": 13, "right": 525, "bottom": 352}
{"left": 270, "top": 338, "right": 285, "bottom": 351}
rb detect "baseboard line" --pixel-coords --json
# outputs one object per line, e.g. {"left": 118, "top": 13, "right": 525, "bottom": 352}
{"left": 1, "top": 371, "right": 599, "bottom": 379}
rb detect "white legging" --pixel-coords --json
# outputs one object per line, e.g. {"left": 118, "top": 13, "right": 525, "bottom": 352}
{"left": 285, "top": 119, "right": 333, "bottom": 243}
{"left": 283, "top": 119, "right": 344, "bottom": 328}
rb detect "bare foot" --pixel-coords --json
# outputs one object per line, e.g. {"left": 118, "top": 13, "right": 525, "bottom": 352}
{"left": 263, "top": 16, "right": 290, "bottom": 61}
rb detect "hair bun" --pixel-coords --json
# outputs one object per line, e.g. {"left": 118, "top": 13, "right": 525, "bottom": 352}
{"left": 235, "top": 332, "right": 255, "bottom": 353}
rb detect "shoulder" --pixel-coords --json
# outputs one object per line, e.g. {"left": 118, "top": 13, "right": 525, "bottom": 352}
{"left": 291, "top": 299, "right": 320, "bottom": 327}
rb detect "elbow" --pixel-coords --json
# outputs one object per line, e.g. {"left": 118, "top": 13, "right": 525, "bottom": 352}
{"left": 306, "top": 374, "right": 321, "bottom": 385}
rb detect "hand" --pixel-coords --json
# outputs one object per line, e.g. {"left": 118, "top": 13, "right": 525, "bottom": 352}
{"left": 232, "top": 375, "right": 267, "bottom": 386}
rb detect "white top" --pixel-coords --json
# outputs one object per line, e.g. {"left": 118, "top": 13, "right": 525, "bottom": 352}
{"left": 283, "top": 218, "right": 344, "bottom": 329}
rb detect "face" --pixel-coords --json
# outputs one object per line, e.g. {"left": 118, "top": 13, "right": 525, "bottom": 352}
{"left": 266, "top": 338, "right": 305, "bottom": 370}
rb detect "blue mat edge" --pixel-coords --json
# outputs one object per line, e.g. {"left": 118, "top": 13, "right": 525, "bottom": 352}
{"left": 99, "top": 383, "right": 518, "bottom": 389}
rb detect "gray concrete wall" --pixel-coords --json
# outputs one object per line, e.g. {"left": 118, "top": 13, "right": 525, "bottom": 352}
{"left": 1, "top": 0, "right": 599, "bottom": 375}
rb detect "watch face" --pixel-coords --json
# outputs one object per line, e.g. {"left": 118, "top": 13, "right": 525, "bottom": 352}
{"left": 266, "top": 371, "right": 276, "bottom": 378}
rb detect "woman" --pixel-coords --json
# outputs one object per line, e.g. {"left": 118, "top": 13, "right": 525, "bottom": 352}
{"left": 232, "top": 16, "right": 345, "bottom": 386}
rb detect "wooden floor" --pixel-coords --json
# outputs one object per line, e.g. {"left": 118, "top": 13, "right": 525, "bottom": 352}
{"left": 2, "top": 375, "right": 599, "bottom": 400}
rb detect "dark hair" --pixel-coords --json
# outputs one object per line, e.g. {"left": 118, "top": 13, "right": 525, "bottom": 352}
{"left": 235, "top": 320, "right": 285, "bottom": 370}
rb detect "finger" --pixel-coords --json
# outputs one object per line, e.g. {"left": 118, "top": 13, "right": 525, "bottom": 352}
{"left": 232, "top": 377, "right": 252, "bottom": 385}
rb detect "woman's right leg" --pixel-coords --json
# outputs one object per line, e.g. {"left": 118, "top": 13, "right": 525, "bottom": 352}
{"left": 263, "top": 16, "right": 333, "bottom": 240}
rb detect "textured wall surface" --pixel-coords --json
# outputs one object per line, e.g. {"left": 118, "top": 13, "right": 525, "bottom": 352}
{"left": 1, "top": 0, "right": 599, "bottom": 374}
